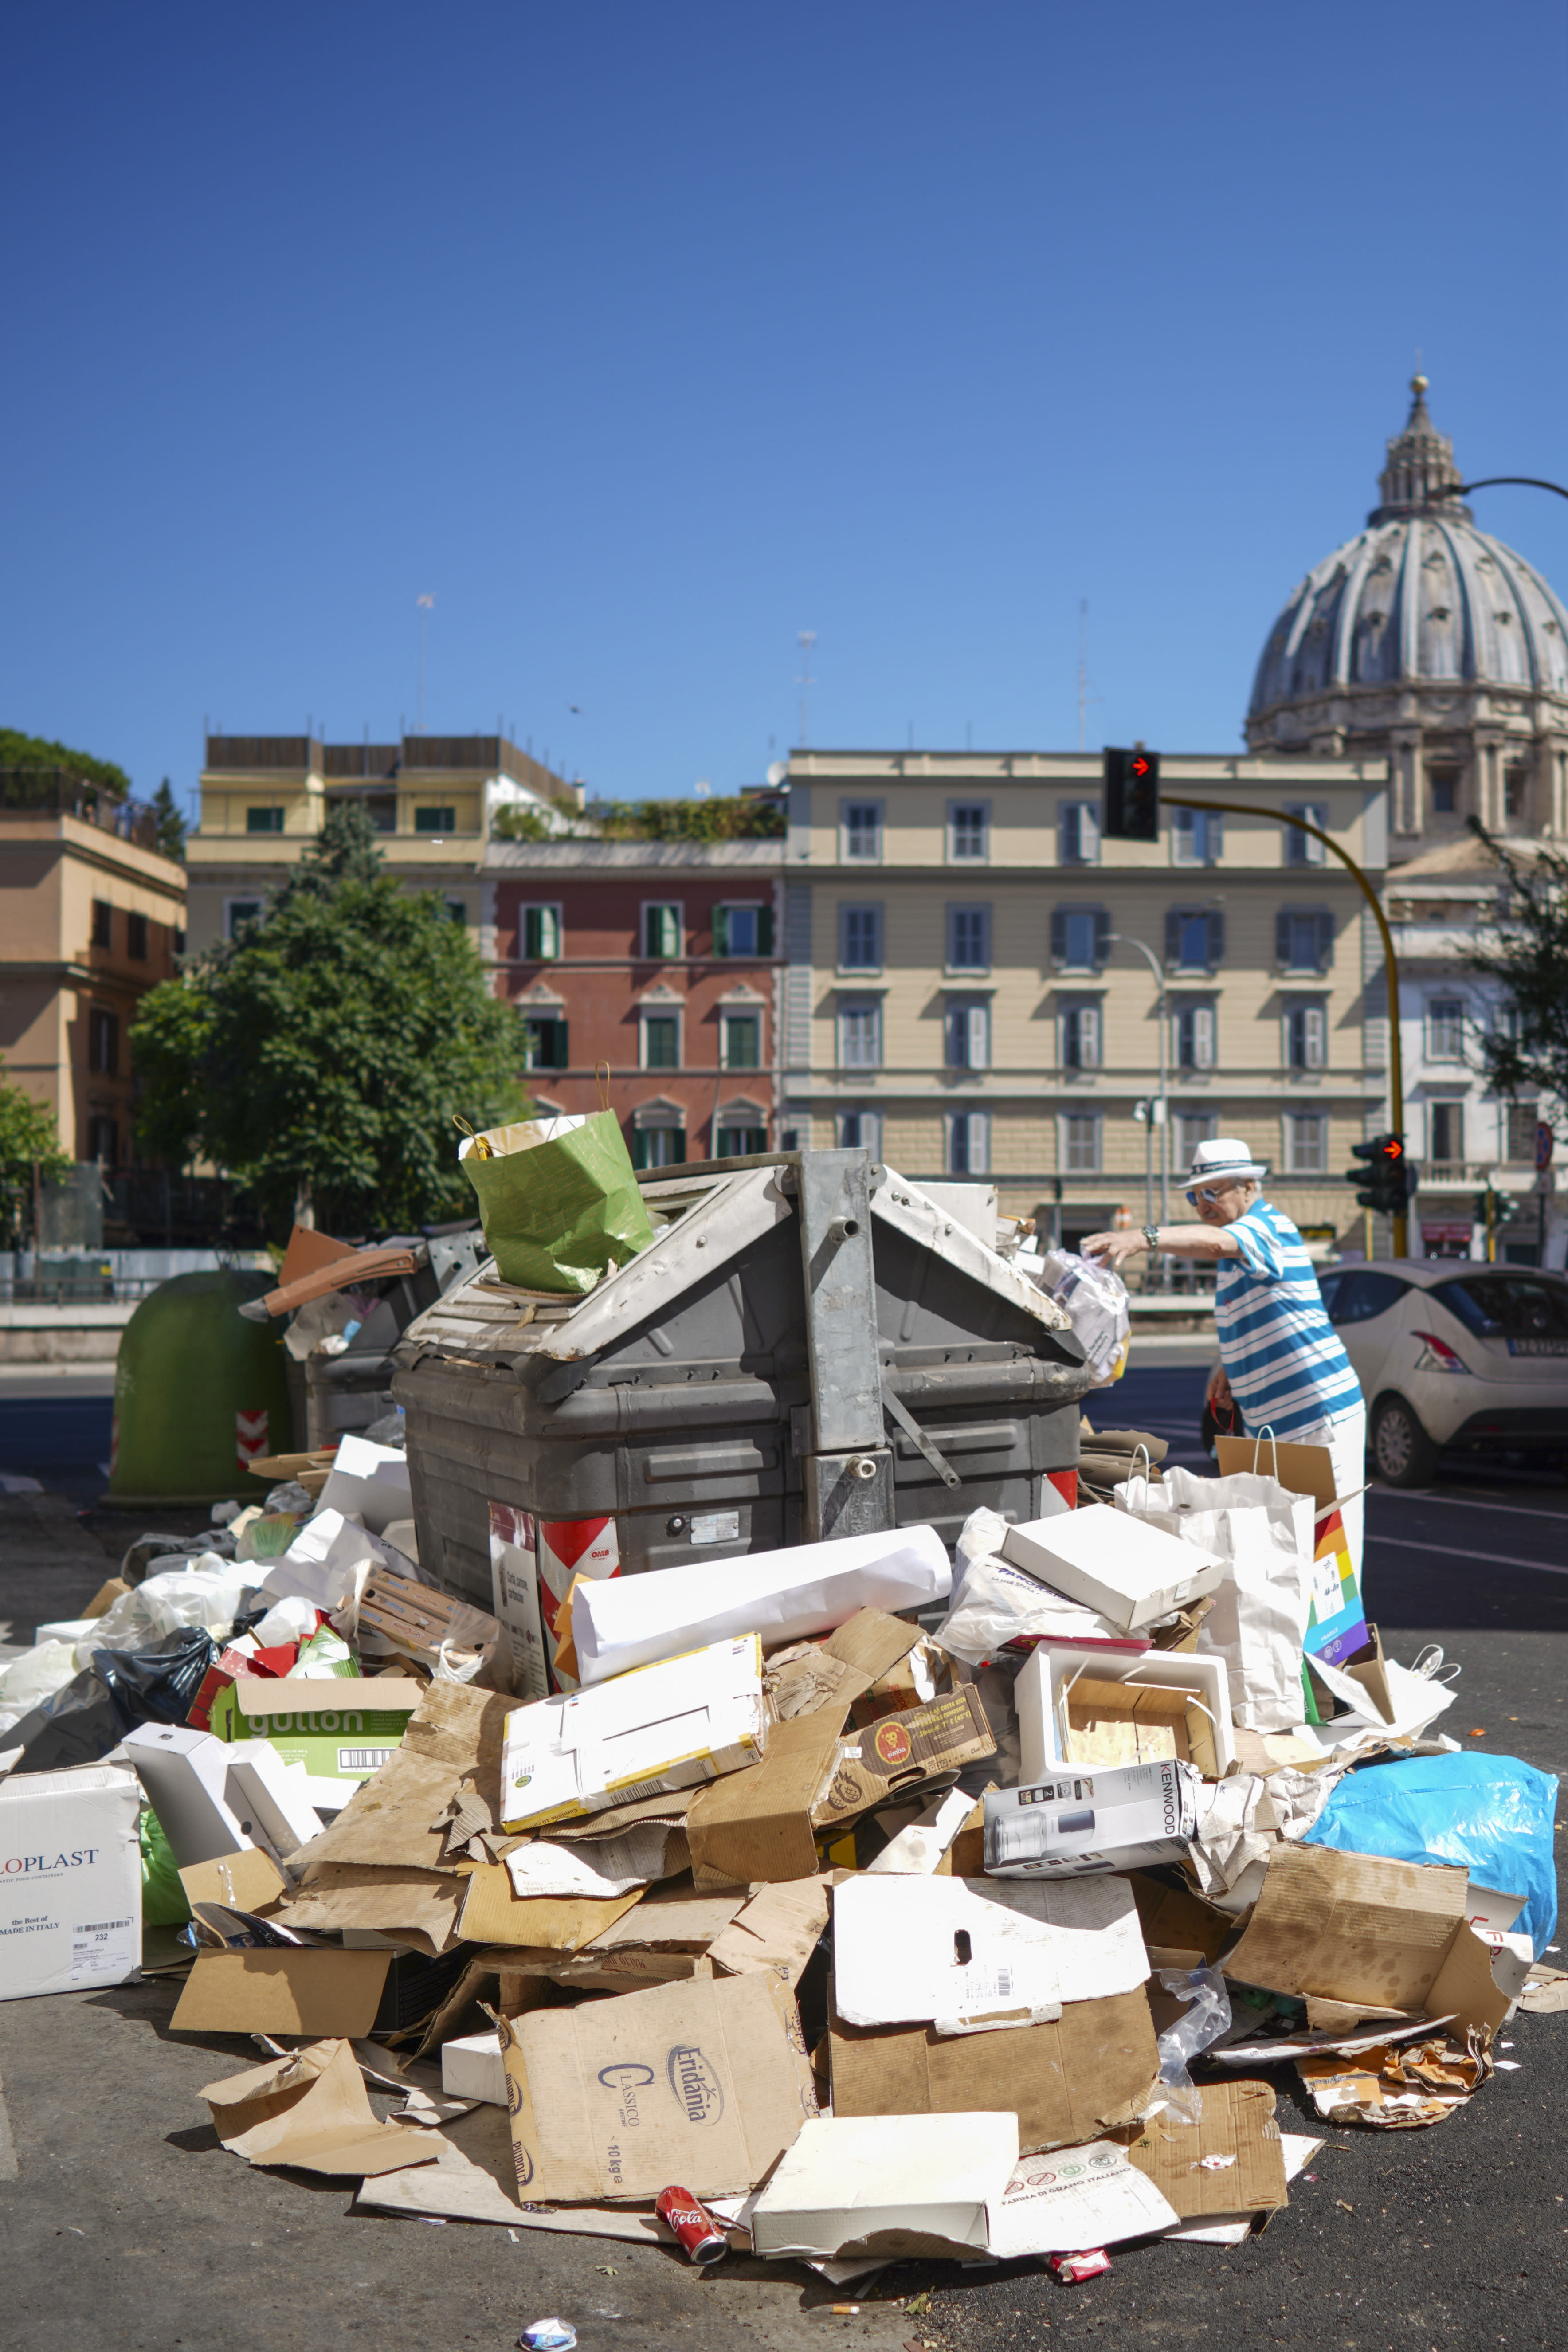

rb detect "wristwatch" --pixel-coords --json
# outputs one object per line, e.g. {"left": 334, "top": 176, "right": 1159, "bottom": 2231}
{"left": 1142, "top": 1224, "right": 1161, "bottom": 1252}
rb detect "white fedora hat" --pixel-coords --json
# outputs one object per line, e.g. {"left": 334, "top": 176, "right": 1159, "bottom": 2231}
{"left": 1188, "top": 1136, "right": 1269, "bottom": 1186}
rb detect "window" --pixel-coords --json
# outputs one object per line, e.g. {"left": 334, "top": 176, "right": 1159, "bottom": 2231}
{"left": 641, "top": 1014, "right": 680, "bottom": 1070}
{"left": 86, "top": 1115, "right": 118, "bottom": 1166}
{"left": 521, "top": 1014, "right": 569, "bottom": 1070}
{"left": 947, "top": 802, "right": 989, "bottom": 862}
{"left": 631, "top": 1125, "right": 686, "bottom": 1169}
{"left": 1176, "top": 1110, "right": 1217, "bottom": 1165}
{"left": 1284, "top": 1001, "right": 1327, "bottom": 1070}
{"left": 713, "top": 903, "right": 774, "bottom": 956}
{"left": 1051, "top": 907, "right": 1109, "bottom": 972}
{"left": 446, "top": 900, "right": 467, "bottom": 924}
{"left": 1507, "top": 1101, "right": 1541, "bottom": 1161}
{"left": 1058, "top": 802, "right": 1101, "bottom": 866}
{"left": 1172, "top": 808, "right": 1223, "bottom": 866}
{"left": 947, "top": 1109, "right": 990, "bottom": 1175}
{"left": 246, "top": 805, "right": 285, "bottom": 834}
{"left": 945, "top": 999, "right": 990, "bottom": 1070}
{"left": 1323, "top": 1270, "right": 1411, "bottom": 1325}
{"left": 717, "top": 1123, "right": 768, "bottom": 1156}
{"left": 1277, "top": 909, "right": 1334, "bottom": 972}
{"left": 839, "top": 904, "right": 883, "bottom": 971}
{"left": 173, "top": 928, "right": 186, "bottom": 956}
{"left": 1437, "top": 1271, "right": 1568, "bottom": 1338}
{"left": 723, "top": 1013, "right": 761, "bottom": 1069}
{"left": 126, "top": 912, "right": 149, "bottom": 961}
{"left": 1172, "top": 1002, "right": 1216, "bottom": 1070}
{"left": 643, "top": 903, "right": 682, "bottom": 959}
{"left": 1061, "top": 1003, "right": 1101, "bottom": 1070}
{"left": 522, "top": 905, "right": 561, "bottom": 960}
{"left": 1166, "top": 908, "right": 1224, "bottom": 971}
{"left": 1430, "top": 1101, "right": 1463, "bottom": 1163}
{"left": 1504, "top": 764, "right": 1528, "bottom": 821}
{"left": 90, "top": 899, "right": 113, "bottom": 950}
{"left": 1427, "top": 998, "right": 1466, "bottom": 1061}
{"left": 947, "top": 906, "right": 990, "bottom": 971}
{"left": 1062, "top": 1113, "right": 1101, "bottom": 1174}
{"left": 838, "top": 1109, "right": 882, "bottom": 1152}
{"left": 226, "top": 899, "right": 263, "bottom": 940}
{"left": 1283, "top": 804, "right": 1328, "bottom": 866}
{"left": 88, "top": 1008, "right": 119, "bottom": 1076}
{"left": 364, "top": 792, "right": 397, "bottom": 833}
{"left": 414, "top": 805, "right": 456, "bottom": 833}
{"left": 838, "top": 1001, "right": 882, "bottom": 1069}
{"left": 1286, "top": 1112, "right": 1327, "bottom": 1173}
{"left": 1428, "top": 764, "right": 1460, "bottom": 815}
{"left": 841, "top": 801, "right": 882, "bottom": 862}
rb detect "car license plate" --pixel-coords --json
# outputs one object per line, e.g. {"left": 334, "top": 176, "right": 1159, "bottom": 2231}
{"left": 1507, "top": 1338, "right": 1568, "bottom": 1356}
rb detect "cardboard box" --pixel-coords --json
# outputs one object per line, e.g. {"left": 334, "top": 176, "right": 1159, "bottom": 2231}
{"left": 708, "top": 1875, "right": 831, "bottom": 1986}
{"left": 442, "top": 2029, "right": 508, "bottom": 2106}
{"left": 1001, "top": 1505, "right": 1224, "bottom": 1633}
{"left": 749, "top": 2111, "right": 1019, "bottom": 2259}
{"left": 500, "top": 1968, "right": 818, "bottom": 2200}
{"left": 123, "top": 1724, "right": 251, "bottom": 1867}
{"left": 570, "top": 1524, "right": 952, "bottom": 1684}
{"left": 829, "top": 1986, "right": 1161, "bottom": 2156}
{"left": 315, "top": 1432, "right": 412, "bottom": 1537}
{"left": 500, "top": 1635, "right": 767, "bottom": 1833}
{"left": 0, "top": 1764, "right": 142, "bottom": 1999}
{"left": 812, "top": 1684, "right": 996, "bottom": 1827}
{"left": 279, "top": 1678, "right": 515, "bottom": 1876}
{"left": 766, "top": 1609, "right": 924, "bottom": 1725}
{"left": 223, "top": 1744, "right": 334, "bottom": 1860}
{"left": 985, "top": 1759, "right": 1203, "bottom": 1879}
{"left": 1127, "top": 2078, "right": 1289, "bottom": 2222}
{"left": 1222, "top": 1845, "right": 1509, "bottom": 2033}
{"left": 211, "top": 1676, "right": 420, "bottom": 1784}
{"left": 1015, "top": 1643, "right": 1234, "bottom": 1782}
{"left": 831, "top": 1872, "right": 1149, "bottom": 2033}
{"left": 170, "top": 1947, "right": 392, "bottom": 2035}
{"left": 201, "top": 2035, "right": 430, "bottom": 2177}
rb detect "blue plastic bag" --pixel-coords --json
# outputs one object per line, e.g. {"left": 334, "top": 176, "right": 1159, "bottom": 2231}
{"left": 1303, "top": 1752, "right": 1559, "bottom": 1957}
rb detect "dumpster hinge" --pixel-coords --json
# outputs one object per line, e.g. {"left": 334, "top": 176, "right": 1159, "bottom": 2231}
{"left": 881, "top": 1378, "right": 961, "bottom": 1490}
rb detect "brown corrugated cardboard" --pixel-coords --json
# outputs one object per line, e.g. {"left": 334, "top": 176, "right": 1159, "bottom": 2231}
{"left": 812, "top": 1685, "right": 996, "bottom": 1827}
{"left": 284, "top": 1679, "right": 515, "bottom": 1874}
{"left": 1127, "top": 1873, "right": 1235, "bottom": 1966}
{"left": 708, "top": 1876, "right": 831, "bottom": 1986}
{"left": 177, "top": 1850, "right": 289, "bottom": 1916}
{"left": 1223, "top": 1846, "right": 1477, "bottom": 2018}
{"left": 686, "top": 1708, "right": 847, "bottom": 1889}
{"left": 500, "top": 1969, "right": 817, "bottom": 2201}
{"left": 456, "top": 1865, "right": 643, "bottom": 1949}
{"left": 1215, "top": 1434, "right": 1338, "bottom": 1513}
{"left": 201, "top": 2035, "right": 432, "bottom": 2178}
{"left": 278, "top": 1863, "right": 463, "bottom": 1955}
{"left": 828, "top": 1987, "right": 1161, "bottom": 2153}
{"left": 229, "top": 1676, "right": 423, "bottom": 1717}
{"left": 1127, "top": 2079, "right": 1288, "bottom": 2221}
{"left": 172, "top": 1948, "right": 392, "bottom": 2036}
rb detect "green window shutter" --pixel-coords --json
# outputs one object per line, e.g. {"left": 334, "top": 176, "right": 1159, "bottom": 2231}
{"left": 646, "top": 905, "right": 679, "bottom": 958}
{"left": 631, "top": 1128, "right": 650, "bottom": 1170}
{"left": 758, "top": 906, "right": 774, "bottom": 955}
{"left": 550, "top": 1019, "right": 569, "bottom": 1069}
{"left": 713, "top": 906, "right": 729, "bottom": 956}
{"left": 670, "top": 1129, "right": 687, "bottom": 1164}
{"left": 524, "top": 907, "right": 542, "bottom": 958}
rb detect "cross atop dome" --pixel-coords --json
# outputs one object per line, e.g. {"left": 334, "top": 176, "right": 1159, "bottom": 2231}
{"left": 1369, "top": 374, "right": 1467, "bottom": 525}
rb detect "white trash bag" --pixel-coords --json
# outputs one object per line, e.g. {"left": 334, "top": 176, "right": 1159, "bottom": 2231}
{"left": 1027, "top": 1250, "right": 1130, "bottom": 1385}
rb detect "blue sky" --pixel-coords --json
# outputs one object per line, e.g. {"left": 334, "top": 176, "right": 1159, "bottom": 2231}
{"left": 5, "top": 1, "right": 1567, "bottom": 811}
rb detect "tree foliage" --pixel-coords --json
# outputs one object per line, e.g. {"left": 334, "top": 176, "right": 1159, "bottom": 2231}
{"left": 0, "top": 1056, "right": 72, "bottom": 1244}
{"left": 0, "top": 728, "right": 133, "bottom": 799}
{"left": 131, "top": 806, "right": 531, "bottom": 1238}
{"left": 150, "top": 778, "right": 187, "bottom": 862}
{"left": 1465, "top": 818, "right": 1568, "bottom": 1128}
{"left": 584, "top": 794, "right": 786, "bottom": 843}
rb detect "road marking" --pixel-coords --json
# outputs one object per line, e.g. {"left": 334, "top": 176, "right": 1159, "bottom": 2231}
{"left": 1371, "top": 1534, "right": 1568, "bottom": 1577}
{"left": 0, "top": 2063, "right": 17, "bottom": 2179}
{"left": 1368, "top": 1491, "right": 1568, "bottom": 1526}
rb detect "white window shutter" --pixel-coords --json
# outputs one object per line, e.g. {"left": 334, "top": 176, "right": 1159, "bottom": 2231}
{"left": 1194, "top": 1005, "right": 1215, "bottom": 1068}
{"left": 1306, "top": 1005, "right": 1326, "bottom": 1068}
{"left": 1080, "top": 1003, "right": 1100, "bottom": 1069}
{"left": 968, "top": 1004, "right": 989, "bottom": 1068}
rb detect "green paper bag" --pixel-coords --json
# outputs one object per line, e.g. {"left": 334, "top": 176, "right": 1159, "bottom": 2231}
{"left": 459, "top": 1110, "right": 655, "bottom": 1294}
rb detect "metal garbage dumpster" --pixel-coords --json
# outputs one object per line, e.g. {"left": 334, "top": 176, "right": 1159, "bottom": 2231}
{"left": 391, "top": 1149, "right": 1097, "bottom": 1650}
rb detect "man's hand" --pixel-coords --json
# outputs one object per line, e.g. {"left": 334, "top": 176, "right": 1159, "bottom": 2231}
{"left": 1081, "top": 1229, "right": 1145, "bottom": 1270}
{"left": 1206, "top": 1360, "right": 1233, "bottom": 1409}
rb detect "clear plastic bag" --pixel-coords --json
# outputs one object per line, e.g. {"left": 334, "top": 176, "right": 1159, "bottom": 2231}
{"left": 1147, "top": 1964, "right": 1232, "bottom": 2127}
{"left": 1031, "top": 1250, "right": 1131, "bottom": 1385}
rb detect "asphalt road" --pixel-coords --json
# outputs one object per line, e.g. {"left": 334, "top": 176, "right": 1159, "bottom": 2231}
{"left": 2, "top": 1371, "right": 1568, "bottom": 2350}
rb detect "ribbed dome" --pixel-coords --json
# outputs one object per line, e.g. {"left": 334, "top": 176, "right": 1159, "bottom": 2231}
{"left": 1247, "top": 380, "right": 1568, "bottom": 729}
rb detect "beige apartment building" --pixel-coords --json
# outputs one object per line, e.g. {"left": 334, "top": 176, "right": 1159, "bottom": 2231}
{"left": 0, "top": 775, "right": 187, "bottom": 1167}
{"left": 779, "top": 749, "right": 1390, "bottom": 1246}
{"left": 184, "top": 733, "right": 575, "bottom": 955}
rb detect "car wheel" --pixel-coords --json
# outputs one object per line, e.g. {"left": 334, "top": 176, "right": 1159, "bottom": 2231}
{"left": 1372, "top": 1394, "right": 1441, "bottom": 1488}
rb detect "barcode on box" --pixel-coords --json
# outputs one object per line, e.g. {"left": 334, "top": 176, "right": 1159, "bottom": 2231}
{"left": 607, "top": 1776, "right": 680, "bottom": 1804}
{"left": 78, "top": 1920, "right": 133, "bottom": 1934}
{"left": 995, "top": 1968, "right": 1012, "bottom": 1998}
{"left": 337, "top": 1748, "right": 396, "bottom": 1772}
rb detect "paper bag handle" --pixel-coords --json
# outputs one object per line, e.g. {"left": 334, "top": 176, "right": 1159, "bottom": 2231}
{"left": 453, "top": 1112, "right": 494, "bottom": 1159}
{"left": 1242, "top": 1424, "right": 1281, "bottom": 1484}
{"left": 596, "top": 1060, "right": 612, "bottom": 1113}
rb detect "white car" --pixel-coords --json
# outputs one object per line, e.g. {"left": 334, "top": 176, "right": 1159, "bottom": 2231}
{"left": 1317, "top": 1258, "right": 1568, "bottom": 1487}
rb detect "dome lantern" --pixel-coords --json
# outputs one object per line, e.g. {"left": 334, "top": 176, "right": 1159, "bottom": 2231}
{"left": 1369, "top": 375, "right": 1469, "bottom": 525}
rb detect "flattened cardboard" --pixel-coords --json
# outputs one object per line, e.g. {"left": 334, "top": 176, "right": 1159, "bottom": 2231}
{"left": 200, "top": 2034, "right": 431, "bottom": 2177}
{"left": 829, "top": 1986, "right": 1161, "bottom": 2154}
{"left": 280, "top": 1863, "right": 464, "bottom": 1955}
{"left": 584, "top": 1883, "right": 745, "bottom": 1952}
{"left": 1127, "top": 1873, "right": 1235, "bottom": 1968}
{"left": 709, "top": 1876, "right": 831, "bottom": 1985}
{"left": 988, "top": 2140, "right": 1180, "bottom": 2258}
{"left": 1223, "top": 1845, "right": 1470, "bottom": 2015}
{"left": 178, "top": 1850, "right": 289, "bottom": 1915}
{"left": 749, "top": 2111, "right": 1019, "bottom": 2259}
{"left": 813, "top": 1684, "right": 996, "bottom": 1827}
{"left": 171, "top": 1948, "right": 392, "bottom": 2036}
{"left": 686, "top": 1707, "right": 847, "bottom": 1890}
{"left": 456, "top": 1863, "right": 643, "bottom": 1950}
{"left": 1215, "top": 1434, "right": 1337, "bottom": 1513}
{"left": 832, "top": 1873, "right": 1149, "bottom": 2032}
{"left": 283, "top": 1679, "right": 515, "bottom": 1873}
{"left": 1127, "top": 2079, "right": 1288, "bottom": 2221}
{"left": 501, "top": 1968, "right": 817, "bottom": 2201}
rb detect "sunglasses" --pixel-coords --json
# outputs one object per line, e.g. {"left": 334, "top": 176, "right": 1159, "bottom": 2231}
{"left": 1185, "top": 1183, "right": 1236, "bottom": 1206}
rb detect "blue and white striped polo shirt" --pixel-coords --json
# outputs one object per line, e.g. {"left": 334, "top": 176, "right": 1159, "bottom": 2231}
{"left": 1215, "top": 1197, "right": 1361, "bottom": 1438}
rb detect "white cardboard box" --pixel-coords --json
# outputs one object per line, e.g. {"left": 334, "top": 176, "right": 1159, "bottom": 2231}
{"left": 315, "top": 1435, "right": 413, "bottom": 1538}
{"left": 0, "top": 1764, "right": 142, "bottom": 1999}
{"left": 500, "top": 1633, "right": 767, "bottom": 1832}
{"left": 1015, "top": 1642, "right": 1235, "bottom": 1781}
{"left": 984, "top": 1758, "right": 1204, "bottom": 1878}
{"left": 749, "top": 2112, "right": 1020, "bottom": 2258}
{"left": 123, "top": 1724, "right": 251, "bottom": 1868}
{"left": 1000, "top": 1505, "right": 1224, "bottom": 1633}
{"left": 441, "top": 2029, "right": 507, "bottom": 2105}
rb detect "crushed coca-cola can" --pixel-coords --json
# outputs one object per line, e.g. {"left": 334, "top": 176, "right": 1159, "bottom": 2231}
{"left": 1048, "top": 2248, "right": 1112, "bottom": 2284}
{"left": 655, "top": 2185, "right": 728, "bottom": 2263}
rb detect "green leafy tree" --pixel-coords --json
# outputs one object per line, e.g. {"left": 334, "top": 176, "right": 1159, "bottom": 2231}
{"left": 1465, "top": 818, "right": 1568, "bottom": 1129}
{"left": 0, "top": 728, "right": 133, "bottom": 800}
{"left": 149, "top": 778, "right": 186, "bottom": 862}
{"left": 132, "top": 805, "right": 532, "bottom": 1237}
{"left": 0, "top": 1057, "right": 72, "bottom": 1245}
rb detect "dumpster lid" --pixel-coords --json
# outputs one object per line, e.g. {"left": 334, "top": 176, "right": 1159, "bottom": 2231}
{"left": 395, "top": 1160, "right": 1069, "bottom": 1371}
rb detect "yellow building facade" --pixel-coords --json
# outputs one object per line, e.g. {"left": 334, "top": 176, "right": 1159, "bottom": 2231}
{"left": 780, "top": 750, "right": 1389, "bottom": 1245}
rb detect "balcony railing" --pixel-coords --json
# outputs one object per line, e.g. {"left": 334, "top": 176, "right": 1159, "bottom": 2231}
{"left": 0, "top": 771, "right": 159, "bottom": 851}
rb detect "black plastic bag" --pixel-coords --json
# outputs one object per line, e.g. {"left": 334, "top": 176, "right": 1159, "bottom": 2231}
{"left": 93, "top": 1627, "right": 217, "bottom": 1738}
{"left": 6, "top": 1670, "right": 122, "bottom": 1773}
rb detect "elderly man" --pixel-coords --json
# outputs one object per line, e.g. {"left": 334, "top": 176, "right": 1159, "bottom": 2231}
{"left": 1081, "top": 1136, "right": 1365, "bottom": 1575}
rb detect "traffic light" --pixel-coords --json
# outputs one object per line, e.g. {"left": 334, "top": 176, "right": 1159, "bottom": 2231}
{"left": 1103, "top": 747, "right": 1160, "bottom": 841}
{"left": 1347, "top": 1133, "right": 1415, "bottom": 1215}
{"left": 1473, "top": 1185, "right": 1520, "bottom": 1229}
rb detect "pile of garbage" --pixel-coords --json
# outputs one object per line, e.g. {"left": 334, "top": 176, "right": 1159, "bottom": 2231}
{"left": 0, "top": 1424, "right": 1562, "bottom": 2287}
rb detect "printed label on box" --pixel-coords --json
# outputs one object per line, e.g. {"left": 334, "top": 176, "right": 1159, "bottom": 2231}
{"left": 70, "top": 1914, "right": 137, "bottom": 1984}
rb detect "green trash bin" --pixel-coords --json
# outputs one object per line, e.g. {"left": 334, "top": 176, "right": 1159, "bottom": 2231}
{"left": 106, "top": 1269, "right": 294, "bottom": 1509}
